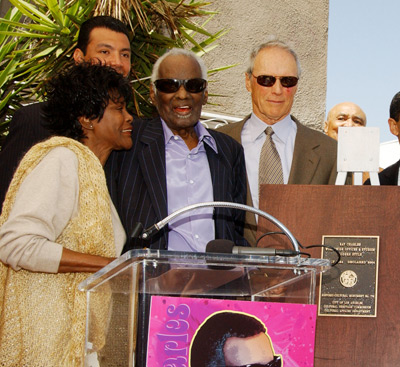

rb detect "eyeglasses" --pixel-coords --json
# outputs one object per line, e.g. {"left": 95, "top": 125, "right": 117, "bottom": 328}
{"left": 252, "top": 74, "right": 298, "bottom": 88}
{"left": 232, "top": 355, "right": 282, "bottom": 367}
{"left": 154, "top": 78, "right": 207, "bottom": 93}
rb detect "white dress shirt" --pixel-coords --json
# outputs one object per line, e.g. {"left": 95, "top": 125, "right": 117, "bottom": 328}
{"left": 241, "top": 113, "right": 297, "bottom": 211}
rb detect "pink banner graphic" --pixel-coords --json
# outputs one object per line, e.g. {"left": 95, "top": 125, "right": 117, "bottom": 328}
{"left": 147, "top": 296, "right": 317, "bottom": 367}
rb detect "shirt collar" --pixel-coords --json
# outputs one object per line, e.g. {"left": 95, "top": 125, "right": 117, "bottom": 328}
{"left": 161, "top": 118, "right": 218, "bottom": 153}
{"left": 247, "top": 113, "right": 294, "bottom": 143}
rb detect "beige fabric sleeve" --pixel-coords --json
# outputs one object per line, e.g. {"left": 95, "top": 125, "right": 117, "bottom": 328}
{"left": 0, "top": 147, "right": 80, "bottom": 272}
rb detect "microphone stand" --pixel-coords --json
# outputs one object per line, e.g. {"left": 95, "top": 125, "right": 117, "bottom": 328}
{"left": 140, "top": 201, "right": 300, "bottom": 255}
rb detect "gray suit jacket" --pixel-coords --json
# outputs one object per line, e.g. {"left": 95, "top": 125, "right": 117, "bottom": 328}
{"left": 218, "top": 114, "right": 337, "bottom": 245}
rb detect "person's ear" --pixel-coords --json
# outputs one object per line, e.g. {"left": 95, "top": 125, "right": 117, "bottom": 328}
{"left": 323, "top": 120, "right": 329, "bottom": 134}
{"left": 202, "top": 89, "right": 208, "bottom": 105}
{"left": 388, "top": 118, "right": 399, "bottom": 137}
{"left": 149, "top": 83, "right": 157, "bottom": 105}
{"left": 73, "top": 48, "right": 85, "bottom": 64}
{"left": 78, "top": 116, "right": 93, "bottom": 130}
{"left": 245, "top": 72, "right": 252, "bottom": 93}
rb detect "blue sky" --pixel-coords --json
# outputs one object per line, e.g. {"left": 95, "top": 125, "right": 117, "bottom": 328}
{"left": 326, "top": 1, "right": 400, "bottom": 143}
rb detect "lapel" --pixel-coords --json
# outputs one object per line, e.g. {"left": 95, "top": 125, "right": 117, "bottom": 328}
{"left": 204, "top": 139, "right": 225, "bottom": 239}
{"left": 288, "top": 117, "right": 321, "bottom": 184}
{"left": 204, "top": 142, "right": 223, "bottom": 201}
{"left": 205, "top": 129, "right": 235, "bottom": 203}
{"left": 381, "top": 159, "right": 400, "bottom": 185}
{"left": 137, "top": 117, "right": 168, "bottom": 221}
{"left": 392, "top": 161, "right": 400, "bottom": 183}
{"left": 221, "top": 115, "right": 257, "bottom": 245}
{"left": 218, "top": 116, "right": 253, "bottom": 206}
{"left": 225, "top": 115, "right": 249, "bottom": 144}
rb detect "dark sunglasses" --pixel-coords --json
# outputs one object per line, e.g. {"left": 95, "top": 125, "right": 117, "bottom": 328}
{"left": 252, "top": 74, "right": 298, "bottom": 88}
{"left": 154, "top": 78, "right": 207, "bottom": 93}
{"left": 229, "top": 355, "right": 282, "bottom": 367}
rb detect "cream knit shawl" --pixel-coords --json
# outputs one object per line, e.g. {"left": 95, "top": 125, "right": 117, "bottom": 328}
{"left": 0, "top": 136, "right": 116, "bottom": 367}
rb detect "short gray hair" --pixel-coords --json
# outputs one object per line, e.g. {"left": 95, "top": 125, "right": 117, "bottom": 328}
{"left": 246, "top": 40, "right": 302, "bottom": 78}
{"left": 151, "top": 48, "right": 208, "bottom": 82}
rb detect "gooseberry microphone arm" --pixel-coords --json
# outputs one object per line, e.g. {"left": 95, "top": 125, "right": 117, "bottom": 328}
{"left": 139, "top": 201, "right": 300, "bottom": 255}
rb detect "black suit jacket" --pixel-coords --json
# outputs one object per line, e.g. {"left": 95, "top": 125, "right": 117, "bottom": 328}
{"left": 106, "top": 117, "right": 248, "bottom": 252}
{"left": 0, "top": 102, "right": 51, "bottom": 209}
{"left": 364, "top": 159, "right": 400, "bottom": 185}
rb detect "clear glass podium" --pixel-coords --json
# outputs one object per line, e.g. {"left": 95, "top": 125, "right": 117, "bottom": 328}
{"left": 79, "top": 249, "right": 330, "bottom": 366}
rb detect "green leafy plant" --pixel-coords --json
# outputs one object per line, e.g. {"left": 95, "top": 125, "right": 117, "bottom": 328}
{"left": 0, "top": 0, "right": 229, "bottom": 147}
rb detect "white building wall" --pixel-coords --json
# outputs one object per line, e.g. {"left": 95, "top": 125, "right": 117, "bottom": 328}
{"left": 202, "top": 0, "right": 329, "bottom": 131}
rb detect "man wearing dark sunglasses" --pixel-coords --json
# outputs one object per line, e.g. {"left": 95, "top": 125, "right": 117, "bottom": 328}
{"left": 218, "top": 40, "right": 337, "bottom": 246}
{"left": 190, "top": 311, "right": 282, "bottom": 367}
{"left": 106, "top": 48, "right": 247, "bottom": 252}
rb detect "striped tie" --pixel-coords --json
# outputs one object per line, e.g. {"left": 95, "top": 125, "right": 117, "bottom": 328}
{"left": 259, "top": 126, "right": 284, "bottom": 185}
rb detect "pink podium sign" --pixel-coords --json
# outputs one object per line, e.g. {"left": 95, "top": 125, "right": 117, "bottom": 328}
{"left": 147, "top": 296, "right": 317, "bottom": 367}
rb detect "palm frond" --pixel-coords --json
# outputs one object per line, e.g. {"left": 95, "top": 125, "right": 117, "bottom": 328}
{"left": 0, "top": 0, "right": 231, "bottom": 145}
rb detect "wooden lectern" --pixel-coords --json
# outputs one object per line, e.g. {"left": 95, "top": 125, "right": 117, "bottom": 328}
{"left": 258, "top": 184, "right": 400, "bottom": 367}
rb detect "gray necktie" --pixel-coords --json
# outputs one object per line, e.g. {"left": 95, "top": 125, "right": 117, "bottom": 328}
{"left": 259, "top": 126, "right": 284, "bottom": 185}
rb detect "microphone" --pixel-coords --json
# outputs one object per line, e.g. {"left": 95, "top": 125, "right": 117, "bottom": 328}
{"left": 130, "top": 222, "right": 144, "bottom": 238}
{"left": 206, "top": 239, "right": 299, "bottom": 257}
{"left": 139, "top": 201, "right": 300, "bottom": 255}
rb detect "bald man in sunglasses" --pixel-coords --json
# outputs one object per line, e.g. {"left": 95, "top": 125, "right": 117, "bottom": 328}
{"left": 218, "top": 40, "right": 337, "bottom": 246}
{"left": 106, "top": 48, "right": 247, "bottom": 252}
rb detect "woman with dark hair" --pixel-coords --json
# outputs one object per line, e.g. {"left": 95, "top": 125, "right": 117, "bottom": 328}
{"left": 0, "top": 63, "right": 133, "bottom": 366}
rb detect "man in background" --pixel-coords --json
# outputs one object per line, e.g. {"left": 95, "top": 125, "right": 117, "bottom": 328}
{"left": 325, "top": 102, "right": 373, "bottom": 183}
{"left": 324, "top": 102, "right": 367, "bottom": 140}
{"left": 218, "top": 40, "right": 337, "bottom": 245}
{"left": 365, "top": 91, "right": 400, "bottom": 185}
{"left": 0, "top": 16, "right": 132, "bottom": 209}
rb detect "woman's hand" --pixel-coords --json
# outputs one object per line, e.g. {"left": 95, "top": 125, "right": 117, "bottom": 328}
{"left": 57, "top": 247, "right": 115, "bottom": 273}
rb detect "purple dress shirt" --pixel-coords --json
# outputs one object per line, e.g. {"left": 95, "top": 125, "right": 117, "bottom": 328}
{"left": 162, "top": 120, "right": 217, "bottom": 252}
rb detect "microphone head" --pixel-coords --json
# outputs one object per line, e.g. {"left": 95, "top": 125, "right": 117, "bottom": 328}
{"left": 206, "top": 239, "right": 235, "bottom": 254}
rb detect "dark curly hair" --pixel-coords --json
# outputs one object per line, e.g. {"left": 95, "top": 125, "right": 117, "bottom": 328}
{"left": 190, "top": 311, "right": 267, "bottom": 367}
{"left": 42, "top": 62, "right": 133, "bottom": 140}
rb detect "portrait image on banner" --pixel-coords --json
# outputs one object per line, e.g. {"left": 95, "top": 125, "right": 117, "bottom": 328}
{"left": 146, "top": 296, "right": 317, "bottom": 366}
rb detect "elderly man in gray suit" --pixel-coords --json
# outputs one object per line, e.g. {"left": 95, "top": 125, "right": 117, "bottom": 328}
{"left": 218, "top": 40, "right": 337, "bottom": 245}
